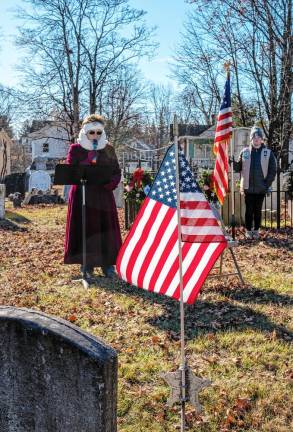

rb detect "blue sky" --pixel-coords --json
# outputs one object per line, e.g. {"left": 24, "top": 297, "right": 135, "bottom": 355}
{"left": 0, "top": 0, "right": 191, "bottom": 88}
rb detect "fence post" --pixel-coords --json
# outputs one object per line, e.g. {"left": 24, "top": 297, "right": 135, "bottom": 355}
{"left": 125, "top": 199, "right": 129, "bottom": 230}
{"left": 277, "top": 162, "right": 281, "bottom": 229}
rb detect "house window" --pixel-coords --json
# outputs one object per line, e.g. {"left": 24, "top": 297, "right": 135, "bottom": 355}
{"left": 43, "top": 143, "right": 49, "bottom": 153}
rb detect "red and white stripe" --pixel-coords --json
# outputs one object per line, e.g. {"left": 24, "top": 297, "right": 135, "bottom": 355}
{"left": 116, "top": 197, "right": 227, "bottom": 304}
{"left": 213, "top": 108, "right": 232, "bottom": 204}
{"left": 214, "top": 107, "right": 233, "bottom": 143}
{"left": 180, "top": 192, "right": 226, "bottom": 243}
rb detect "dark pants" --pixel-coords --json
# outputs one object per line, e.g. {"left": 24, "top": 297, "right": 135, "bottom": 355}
{"left": 80, "top": 265, "right": 94, "bottom": 274}
{"left": 244, "top": 193, "right": 265, "bottom": 230}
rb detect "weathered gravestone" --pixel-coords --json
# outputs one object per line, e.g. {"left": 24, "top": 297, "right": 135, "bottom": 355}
{"left": 28, "top": 170, "right": 51, "bottom": 192}
{"left": 113, "top": 181, "right": 124, "bottom": 208}
{"left": 4, "top": 173, "right": 26, "bottom": 198}
{"left": 0, "top": 307, "right": 117, "bottom": 432}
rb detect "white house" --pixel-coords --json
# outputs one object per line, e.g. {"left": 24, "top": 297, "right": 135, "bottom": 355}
{"left": 118, "top": 139, "right": 155, "bottom": 172}
{"left": 23, "top": 122, "right": 70, "bottom": 162}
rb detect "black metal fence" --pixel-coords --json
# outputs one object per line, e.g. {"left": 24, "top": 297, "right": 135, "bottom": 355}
{"left": 124, "top": 199, "right": 142, "bottom": 230}
{"left": 125, "top": 190, "right": 293, "bottom": 230}
{"left": 222, "top": 190, "right": 293, "bottom": 229}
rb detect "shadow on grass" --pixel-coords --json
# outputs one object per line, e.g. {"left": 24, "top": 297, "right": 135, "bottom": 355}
{"left": 147, "top": 299, "right": 293, "bottom": 343}
{"left": 208, "top": 284, "right": 292, "bottom": 306}
{"left": 236, "top": 227, "right": 293, "bottom": 251}
{"left": 4, "top": 210, "right": 31, "bottom": 224}
{"left": 0, "top": 218, "right": 28, "bottom": 232}
{"left": 93, "top": 278, "right": 293, "bottom": 343}
{"left": 237, "top": 237, "right": 293, "bottom": 251}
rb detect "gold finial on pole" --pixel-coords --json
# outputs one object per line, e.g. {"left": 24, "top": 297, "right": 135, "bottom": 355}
{"left": 224, "top": 61, "right": 231, "bottom": 77}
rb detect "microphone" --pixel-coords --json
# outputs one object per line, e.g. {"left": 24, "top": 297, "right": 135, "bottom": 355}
{"left": 92, "top": 139, "right": 98, "bottom": 164}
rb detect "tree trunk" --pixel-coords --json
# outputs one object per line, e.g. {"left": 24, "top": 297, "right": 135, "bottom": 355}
{"left": 0, "top": 183, "right": 5, "bottom": 219}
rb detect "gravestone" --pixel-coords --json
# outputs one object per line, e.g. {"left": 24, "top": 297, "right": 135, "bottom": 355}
{"left": 33, "top": 156, "right": 47, "bottom": 171}
{"left": 4, "top": 173, "right": 26, "bottom": 197}
{"left": 28, "top": 170, "right": 51, "bottom": 192}
{"left": 8, "top": 192, "right": 22, "bottom": 208}
{"left": 113, "top": 181, "right": 124, "bottom": 208}
{"left": 0, "top": 306, "right": 117, "bottom": 432}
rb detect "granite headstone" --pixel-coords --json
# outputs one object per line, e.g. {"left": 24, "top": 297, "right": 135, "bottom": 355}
{"left": 0, "top": 307, "right": 117, "bottom": 432}
{"left": 28, "top": 170, "right": 51, "bottom": 192}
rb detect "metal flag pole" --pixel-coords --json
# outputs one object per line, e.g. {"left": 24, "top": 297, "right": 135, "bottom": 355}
{"left": 173, "top": 114, "right": 187, "bottom": 431}
{"left": 81, "top": 178, "right": 89, "bottom": 289}
{"left": 224, "top": 62, "right": 236, "bottom": 240}
{"left": 230, "top": 129, "right": 236, "bottom": 240}
{"left": 160, "top": 119, "right": 213, "bottom": 425}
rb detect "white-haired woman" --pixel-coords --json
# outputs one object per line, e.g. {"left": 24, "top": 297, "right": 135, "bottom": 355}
{"left": 64, "top": 114, "right": 122, "bottom": 279}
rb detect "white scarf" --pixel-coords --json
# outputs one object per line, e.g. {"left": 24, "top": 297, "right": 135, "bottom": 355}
{"left": 77, "top": 121, "right": 108, "bottom": 151}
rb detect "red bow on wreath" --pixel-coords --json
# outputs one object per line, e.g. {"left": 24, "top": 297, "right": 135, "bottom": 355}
{"left": 132, "top": 167, "right": 144, "bottom": 188}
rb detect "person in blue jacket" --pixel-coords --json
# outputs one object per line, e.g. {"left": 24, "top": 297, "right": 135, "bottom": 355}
{"left": 233, "top": 126, "right": 277, "bottom": 239}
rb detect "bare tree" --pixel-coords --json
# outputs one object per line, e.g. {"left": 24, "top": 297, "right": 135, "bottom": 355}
{"left": 185, "top": 0, "right": 293, "bottom": 166}
{"left": 0, "top": 85, "right": 16, "bottom": 137}
{"left": 172, "top": 16, "right": 222, "bottom": 124}
{"left": 82, "top": 0, "right": 156, "bottom": 114}
{"left": 15, "top": 0, "right": 156, "bottom": 140}
{"left": 0, "top": 139, "right": 8, "bottom": 183}
{"left": 147, "top": 83, "right": 174, "bottom": 148}
{"left": 97, "top": 64, "right": 147, "bottom": 148}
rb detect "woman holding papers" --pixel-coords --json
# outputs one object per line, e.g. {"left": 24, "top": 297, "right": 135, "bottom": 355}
{"left": 64, "top": 114, "right": 122, "bottom": 280}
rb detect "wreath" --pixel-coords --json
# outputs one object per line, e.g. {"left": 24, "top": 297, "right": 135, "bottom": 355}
{"left": 197, "top": 169, "right": 219, "bottom": 204}
{"left": 124, "top": 168, "right": 154, "bottom": 205}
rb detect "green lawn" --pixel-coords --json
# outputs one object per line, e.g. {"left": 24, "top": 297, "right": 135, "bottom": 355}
{"left": 0, "top": 203, "right": 292, "bottom": 431}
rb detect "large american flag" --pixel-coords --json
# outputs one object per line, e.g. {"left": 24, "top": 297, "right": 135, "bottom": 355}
{"left": 116, "top": 145, "right": 227, "bottom": 304}
{"left": 213, "top": 75, "right": 233, "bottom": 205}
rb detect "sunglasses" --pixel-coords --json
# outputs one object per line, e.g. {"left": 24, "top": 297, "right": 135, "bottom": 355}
{"left": 88, "top": 130, "right": 102, "bottom": 135}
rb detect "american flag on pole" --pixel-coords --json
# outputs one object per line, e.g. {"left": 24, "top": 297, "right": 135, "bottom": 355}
{"left": 213, "top": 75, "right": 233, "bottom": 205}
{"left": 116, "top": 145, "right": 227, "bottom": 304}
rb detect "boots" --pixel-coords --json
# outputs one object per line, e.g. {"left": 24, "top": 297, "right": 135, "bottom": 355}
{"left": 80, "top": 265, "right": 95, "bottom": 280}
{"left": 101, "top": 265, "right": 116, "bottom": 279}
{"left": 252, "top": 230, "right": 260, "bottom": 239}
{"left": 245, "top": 230, "right": 254, "bottom": 239}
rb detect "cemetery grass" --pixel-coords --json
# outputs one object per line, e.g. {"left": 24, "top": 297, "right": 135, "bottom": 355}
{"left": 0, "top": 202, "right": 292, "bottom": 432}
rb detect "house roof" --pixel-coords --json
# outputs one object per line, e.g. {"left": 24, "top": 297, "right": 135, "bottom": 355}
{"left": 171, "top": 123, "right": 210, "bottom": 138}
{"left": 26, "top": 122, "right": 67, "bottom": 139}
{"left": 124, "top": 139, "right": 154, "bottom": 151}
{"left": 197, "top": 124, "right": 216, "bottom": 139}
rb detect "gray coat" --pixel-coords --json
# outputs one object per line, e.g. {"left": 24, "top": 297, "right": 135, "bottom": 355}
{"left": 234, "top": 145, "right": 277, "bottom": 194}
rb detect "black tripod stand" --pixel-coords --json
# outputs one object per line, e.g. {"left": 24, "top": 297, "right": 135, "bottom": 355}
{"left": 54, "top": 164, "right": 111, "bottom": 288}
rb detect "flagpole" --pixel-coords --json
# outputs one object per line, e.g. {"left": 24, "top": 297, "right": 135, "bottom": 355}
{"left": 173, "top": 114, "right": 187, "bottom": 431}
{"left": 224, "top": 62, "right": 236, "bottom": 240}
{"left": 231, "top": 129, "right": 236, "bottom": 240}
